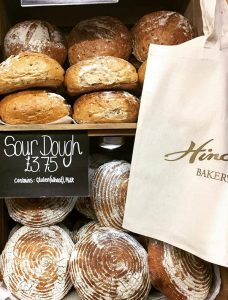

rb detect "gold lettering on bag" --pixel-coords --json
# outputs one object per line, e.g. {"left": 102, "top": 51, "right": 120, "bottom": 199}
{"left": 165, "top": 139, "right": 228, "bottom": 163}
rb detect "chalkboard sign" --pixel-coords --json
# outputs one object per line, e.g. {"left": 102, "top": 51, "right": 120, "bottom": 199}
{"left": 0, "top": 132, "right": 89, "bottom": 197}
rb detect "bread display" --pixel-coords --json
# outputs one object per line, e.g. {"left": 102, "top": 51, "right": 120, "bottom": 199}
{"left": 73, "top": 91, "right": 139, "bottom": 124}
{"left": 138, "top": 61, "right": 147, "bottom": 87}
{"left": 65, "top": 56, "right": 138, "bottom": 95}
{"left": 0, "top": 52, "right": 64, "bottom": 95}
{"left": 5, "top": 197, "right": 76, "bottom": 227}
{"left": 91, "top": 160, "right": 130, "bottom": 229}
{"left": 132, "top": 11, "right": 197, "bottom": 62}
{"left": 68, "top": 16, "right": 132, "bottom": 65}
{"left": 148, "top": 239, "right": 213, "bottom": 300}
{"left": 0, "top": 90, "right": 71, "bottom": 124}
{"left": 2, "top": 226, "right": 73, "bottom": 300}
{"left": 74, "top": 221, "right": 101, "bottom": 243}
{"left": 69, "top": 227, "right": 150, "bottom": 300}
{"left": 4, "top": 20, "right": 67, "bottom": 65}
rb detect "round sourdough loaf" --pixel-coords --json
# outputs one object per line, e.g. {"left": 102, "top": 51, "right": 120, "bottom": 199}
{"left": 2, "top": 226, "right": 74, "bottom": 300}
{"left": 65, "top": 56, "right": 138, "bottom": 95}
{"left": 74, "top": 221, "right": 101, "bottom": 243}
{"left": 0, "top": 90, "right": 70, "bottom": 124}
{"left": 4, "top": 20, "right": 67, "bottom": 65}
{"left": 68, "top": 16, "right": 132, "bottom": 65}
{"left": 0, "top": 52, "right": 64, "bottom": 95}
{"left": 73, "top": 91, "right": 139, "bottom": 124}
{"left": 138, "top": 61, "right": 147, "bottom": 87}
{"left": 91, "top": 160, "right": 130, "bottom": 229}
{"left": 132, "top": 11, "right": 197, "bottom": 62}
{"left": 69, "top": 227, "right": 150, "bottom": 300}
{"left": 148, "top": 239, "right": 213, "bottom": 300}
{"left": 5, "top": 197, "right": 76, "bottom": 227}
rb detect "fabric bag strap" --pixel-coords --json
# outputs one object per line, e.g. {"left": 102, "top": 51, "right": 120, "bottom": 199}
{"left": 200, "top": 0, "right": 228, "bottom": 49}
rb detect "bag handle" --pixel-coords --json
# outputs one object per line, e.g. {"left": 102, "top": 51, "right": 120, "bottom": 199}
{"left": 200, "top": 0, "right": 228, "bottom": 49}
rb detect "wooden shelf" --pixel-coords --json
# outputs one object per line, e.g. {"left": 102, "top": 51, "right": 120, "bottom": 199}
{"left": 0, "top": 123, "right": 137, "bottom": 136}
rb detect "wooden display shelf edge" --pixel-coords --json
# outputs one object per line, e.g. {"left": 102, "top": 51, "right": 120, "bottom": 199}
{"left": 0, "top": 123, "right": 137, "bottom": 136}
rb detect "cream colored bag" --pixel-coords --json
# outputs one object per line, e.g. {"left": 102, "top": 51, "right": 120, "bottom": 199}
{"left": 123, "top": 0, "right": 228, "bottom": 267}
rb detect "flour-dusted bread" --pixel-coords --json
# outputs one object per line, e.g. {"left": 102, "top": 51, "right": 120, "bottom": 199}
{"left": 74, "top": 221, "right": 101, "bottom": 243}
{"left": 75, "top": 197, "right": 97, "bottom": 221}
{"left": 0, "top": 90, "right": 71, "bottom": 124}
{"left": 91, "top": 160, "right": 130, "bottom": 229}
{"left": 148, "top": 239, "right": 213, "bottom": 300}
{"left": 5, "top": 197, "right": 76, "bottom": 227}
{"left": 68, "top": 16, "right": 132, "bottom": 65}
{"left": 132, "top": 11, "right": 197, "bottom": 62}
{"left": 69, "top": 227, "right": 150, "bottom": 300}
{"left": 65, "top": 56, "right": 138, "bottom": 95}
{"left": 2, "top": 226, "right": 74, "bottom": 300}
{"left": 0, "top": 52, "right": 64, "bottom": 94}
{"left": 4, "top": 20, "right": 67, "bottom": 65}
{"left": 73, "top": 91, "right": 139, "bottom": 124}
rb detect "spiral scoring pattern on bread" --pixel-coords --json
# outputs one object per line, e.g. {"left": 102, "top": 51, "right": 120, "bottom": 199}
{"left": 148, "top": 239, "right": 213, "bottom": 300}
{"left": 74, "top": 221, "right": 101, "bottom": 243}
{"left": 2, "top": 226, "right": 74, "bottom": 300}
{"left": 5, "top": 197, "right": 76, "bottom": 227}
{"left": 91, "top": 160, "right": 130, "bottom": 229}
{"left": 69, "top": 227, "right": 150, "bottom": 300}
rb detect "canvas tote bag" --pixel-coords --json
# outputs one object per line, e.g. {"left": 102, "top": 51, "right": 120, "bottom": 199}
{"left": 123, "top": 0, "right": 228, "bottom": 267}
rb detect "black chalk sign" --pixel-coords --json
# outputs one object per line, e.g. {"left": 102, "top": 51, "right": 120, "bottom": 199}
{"left": 0, "top": 131, "right": 89, "bottom": 197}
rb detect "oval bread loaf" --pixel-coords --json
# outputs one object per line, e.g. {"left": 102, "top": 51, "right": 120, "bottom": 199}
{"left": 148, "top": 239, "right": 213, "bottom": 300}
{"left": 73, "top": 91, "right": 139, "bottom": 124}
{"left": 69, "top": 227, "right": 150, "bottom": 300}
{"left": 4, "top": 20, "right": 67, "bottom": 65}
{"left": 65, "top": 56, "right": 138, "bottom": 96}
{"left": 2, "top": 226, "right": 74, "bottom": 300}
{"left": 0, "top": 52, "right": 64, "bottom": 94}
{"left": 132, "top": 11, "right": 197, "bottom": 62}
{"left": 0, "top": 90, "right": 70, "bottom": 124}
{"left": 68, "top": 16, "right": 132, "bottom": 65}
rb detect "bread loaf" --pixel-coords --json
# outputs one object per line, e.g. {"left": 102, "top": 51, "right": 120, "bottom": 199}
{"left": 148, "top": 239, "right": 213, "bottom": 300}
{"left": 68, "top": 16, "right": 132, "bottom": 65}
{"left": 5, "top": 197, "right": 76, "bottom": 227}
{"left": 65, "top": 56, "right": 138, "bottom": 95}
{"left": 138, "top": 61, "right": 147, "bottom": 87}
{"left": 132, "top": 11, "right": 197, "bottom": 62}
{"left": 0, "top": 90, "right": 71, "bottom": 124}
{"left": 91, "top": 160, "right": 130, "bottom": 229}
{"left": 69, "top": 227, "right": 150, "bottom": 300}
{"left": 4, "top": 20, "right": 67, "bottom": 65}
{"left": 2, "top": 226, "right": 73, "bottom": 300}
{"left": 0, "top": 52, "right": 64, "bottom": 94}
{"left": 73, "top": 91, "right": 139, "bottom": 124}
{"left": 74, "top": 221, "right": 101, "bottom": 243}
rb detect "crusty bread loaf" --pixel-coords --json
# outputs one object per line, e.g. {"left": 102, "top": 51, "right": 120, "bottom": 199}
{"left": 0, "top": 52, "right": 64, "bottom": 94}
{"left": 91, "top": 160, "right": 130, "bottom": 229}
{"left": 5, "top": 197, "right": 76, "bottom": 227}
{"left": 2, "top": 226, "right": 73, "bottom": 300}
{"left": 69, "top": 227, "right": 150, "bottom": 300}
{"left": 138, "top": 61, "right": 147, "bottom": 87}
{"left": 0, "top": 90, "right": 71, "bottom": 124}
{"left": 74, "top": 221, "right": 101, "bottom": 243}
{"left": 65, "top": 56, "right": 138, "bottom": 95}
{"left": 4, "top": 20, "right": 67, "bottom": 65}
{"left": 73, "top": 91, "right": 139, "bottom": 124}
{"left": 68, "top": 16, "right": 132, "bottom": 65}
{"left": 148, "top": 239, "right": 213, "bottom": 300}
{"left": 132, "top": 11, "right": 197, "bottom": 62}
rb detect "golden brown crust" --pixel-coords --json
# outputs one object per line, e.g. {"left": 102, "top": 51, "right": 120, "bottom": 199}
{"left": 65, "top": 56, "right": 138, "bottom": 96}
{"left": 0, "top": 52, "right": 64, "bottom": 95}
{"left": 0, "top": 90, "right": 71, "bottom": 124}
{"left": 73, "top": 91, "right": 139, "bottom": 124}
{"left": 68, "top": 16, "right": 132, "bottom": 65}
{"left": 132, "top": 11, "right": 197, "bottom": 62}
{"left": 138, "top": 61, "right": 147, "bottom": 87}
{"left": 148, "top": 239, "right": 213, "bottom": 300}
{"left": 4, "top": 20, "right": 67, "bottom": 65}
